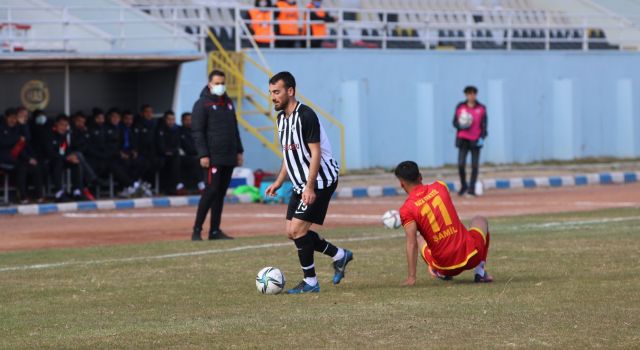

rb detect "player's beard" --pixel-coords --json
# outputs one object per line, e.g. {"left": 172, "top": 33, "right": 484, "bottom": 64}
{"left": 274, "top": 97, "right": 287, "bottom": 112}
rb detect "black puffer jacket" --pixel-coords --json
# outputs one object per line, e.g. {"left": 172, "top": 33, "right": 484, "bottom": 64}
{"left": 191, "top": 86, "right": 244, "bottom": 166}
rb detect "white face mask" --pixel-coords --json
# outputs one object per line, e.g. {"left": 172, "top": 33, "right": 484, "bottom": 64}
{"left": 210, "top": 84, "right": 226, "bottom": 96}
{"left": 35, "top": 115, "right": 47, "bottom": 125}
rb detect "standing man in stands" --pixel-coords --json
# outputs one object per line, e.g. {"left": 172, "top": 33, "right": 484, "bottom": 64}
{"left": 453, "top": 86, "right": 487, "bottom": 197}
{"left": 249, "top": 0, "right": 274, "bottom": 48}
{"left": 190, "top": 70, "right": 244, "bottom": 241}
{"left": 134, "top": 104, "right": 160, "bottom": 193}
{"left": 274, "top": 0, "right": 300, "bottom": 48}
{"left": 179, "top": 112, "right": 205, "bottom": 192}
{"left": 156, "top": 110, "right": 185, "bottom": 195}
{"left": 304, "top": 0, "right": 334, "bottom": 48}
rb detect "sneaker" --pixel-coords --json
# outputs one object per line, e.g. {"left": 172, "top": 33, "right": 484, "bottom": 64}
{"left": 428, "top": 265, "right": 453, "bottom": 281}
{"left": 474, "top": 271, "right": 493, "bottom": 283}
{"left": 287, "top": 280, "right": 320, "bottom": 294}
{"left": 458, "top": 186, "right": 468, "bottom": 197}
{"left": 208, "top": 230, "right": 234, "bottom": 240}
{"left": 191, "top": 229, "right": 202, "bottom": 241}
{"left": 332, "top": 249, "right": 353, "bottom": 285}
{"left": 466, "top": 191, "right": 477, "bottom": 198}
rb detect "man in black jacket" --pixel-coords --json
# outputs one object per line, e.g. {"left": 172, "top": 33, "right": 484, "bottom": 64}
{"left": 0, "top": 108, "right": 44, "bottom": 203}
{"left": 157, "top": 110, "right": 185, "bottom": 195}
{"left": 134, "top": 104, "right": 161, "bottom": 190}
{"left": 191, "top": 70, "right": 244, "bottom": 241}
{"left": 179, "top": 112, "right": 204, "bottom": 192}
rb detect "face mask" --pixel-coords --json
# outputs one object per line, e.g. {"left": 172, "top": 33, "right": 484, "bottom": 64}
{"left": 35, "top": 115, "right": 47, "bottom": 125}
{"left": 313, "top": 1, "right": 321, "bottom": 7}
{"left": 210, "top": 84, "right": 226, "bottom": 96}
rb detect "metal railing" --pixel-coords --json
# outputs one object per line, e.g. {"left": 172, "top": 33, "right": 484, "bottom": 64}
{"left": 1, "top": 4, "right": 639, "bottom": 53}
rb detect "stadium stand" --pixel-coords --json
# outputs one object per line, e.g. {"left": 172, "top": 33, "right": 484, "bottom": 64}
{"left": 116, "top": 0, "right": 637, "bottom": 51}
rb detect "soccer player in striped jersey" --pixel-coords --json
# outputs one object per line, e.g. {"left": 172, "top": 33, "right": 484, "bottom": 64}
{"left": 265, "top": 71, "right": 353, "bottom": 294}
{"left": 395, "top": 161, "right": 493, "bottom": 285}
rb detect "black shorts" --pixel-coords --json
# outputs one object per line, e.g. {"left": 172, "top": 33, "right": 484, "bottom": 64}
{"left": 286, "top": 181, "right": 338, "bottom": 225}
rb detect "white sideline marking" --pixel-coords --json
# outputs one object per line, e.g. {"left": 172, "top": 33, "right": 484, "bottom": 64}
{"left": 520, "top": 216, "right": 640, "bottom": 229}
{"left": 0, "top": 234, "right": 403, "bottom": 273}
{"left": 62, "top": 212, "right": 382, "bottom": 220}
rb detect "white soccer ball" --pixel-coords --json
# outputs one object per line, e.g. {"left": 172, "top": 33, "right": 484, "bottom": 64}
{"left": 256, "top": 267, "right": 286, "bottom": 295}
{"left": 458, "top": 110, "right": 473, "bottom": 129}
{"left": 382, "top": 210, "right": 401, "bottom": 229}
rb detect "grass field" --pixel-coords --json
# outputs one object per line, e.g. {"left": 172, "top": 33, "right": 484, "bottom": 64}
{"left": 1, "top": 208, "right": 639, "bottom": 349}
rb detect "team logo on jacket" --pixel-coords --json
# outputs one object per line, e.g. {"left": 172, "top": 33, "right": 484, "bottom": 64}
{"left": 212, "top": 105, "right": 217, "bottom": 111}
{"left": 211, "top": 167, "right": 218, "bottom": 174}
{"left": 228, "top": 103, "right": 233, "bottom": 110}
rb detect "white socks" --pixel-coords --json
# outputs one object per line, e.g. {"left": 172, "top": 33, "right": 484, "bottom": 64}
{"left": 332, "top": 248, "right": 345, "bottom": 262}
{"left": 304, "top": 277, "right": 318, "bottom": 286}
{"left": 474, "top": 261, "right": 486, "bottom": 277}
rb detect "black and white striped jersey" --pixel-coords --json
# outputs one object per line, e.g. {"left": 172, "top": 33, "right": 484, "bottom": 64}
{"left": 277, "top": 102, "right": 340, "bottom": 193}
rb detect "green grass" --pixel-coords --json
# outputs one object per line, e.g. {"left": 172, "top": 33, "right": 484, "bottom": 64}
{"left": 1, "top": 208, "right": 639, "bottom": 349}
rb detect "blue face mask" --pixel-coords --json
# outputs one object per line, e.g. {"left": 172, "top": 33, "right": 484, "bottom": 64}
{"left": 313, "top": 1, "right": 321, "bottom": 7}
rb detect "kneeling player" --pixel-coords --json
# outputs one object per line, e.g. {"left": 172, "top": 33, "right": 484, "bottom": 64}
{"left": 395, "top": 161, "right": 493, "bottom": 285}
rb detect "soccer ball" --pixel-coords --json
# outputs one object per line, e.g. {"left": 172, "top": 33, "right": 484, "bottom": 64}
{"left": 255, "top": 267, "right": 285, "bottom": 295}
{"left": 382, "top": 210, "right": 401, "bottom": 229}
{"left": 458, "top": 110, "right": 473, "bottom": 129}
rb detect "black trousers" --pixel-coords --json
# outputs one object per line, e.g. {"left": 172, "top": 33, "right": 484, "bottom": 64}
{"left": 457, "top": 139, "right": 481, "bottom": 192}
{"left": 89, "top": 157, "right": 132, "bottom": 189}
{"left": 160, "top": 154, "right": 181, "bottom": 193}
{"left": 14, "top": 159, "right": 43, "bottom": 199}
{"left": 193, "top": 165, "right": 234, "bottom": 233}
{"left": 181, "top": 155, "right": 203, "bottom": 189}
{"left": 51, "top": 157, "right": 83, "bottom": 192}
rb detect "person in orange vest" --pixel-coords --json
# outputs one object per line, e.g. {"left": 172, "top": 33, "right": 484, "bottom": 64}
{"left": 248, "top": 0, "right": 274, "bottom": 48}
{"left": 274, "top": 0, "right": 300, "bottom": 48}
{"left": 304, "top": 0, "right": 335, "bottom": 48}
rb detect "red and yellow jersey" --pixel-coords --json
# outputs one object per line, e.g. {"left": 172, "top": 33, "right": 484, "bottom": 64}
{"left": 399, "top": 181, "right": 478, "bottom": 270}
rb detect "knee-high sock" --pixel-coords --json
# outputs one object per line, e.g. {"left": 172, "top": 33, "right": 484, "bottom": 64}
{"left": 307, "top": 230, "right": 342, "bottom": 258}
{"left": 294, "top": 234, "right": 316, "bottom": 285}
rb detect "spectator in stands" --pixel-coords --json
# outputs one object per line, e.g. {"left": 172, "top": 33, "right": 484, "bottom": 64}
{"left": 0, "top": 108, "right": 44, "bottom": 203}
{"left": 71, "top": 111, "right": 92, "bottom": 155}
{"left": 134, "top": 104, "right": 160, "bottom": 193}
{"left": 453, "top": 86, "right": 488, "bottom": 197}
{"left": 48, "top": 114, "right": 94, "bottom": 202}
{"left": 179, "top": 112, "right": 205, "bottom": 192}
{"left": 304, "top": 0, "right": 335, "bottom": 48}
{"left": 249, "top": 0, "right": 275, "bottom": 47}
{"left": 275, "top": 0, "right": 300, "bottom": 48}
{"left": 157, "top": 110, "right": 185, "bottom": 195}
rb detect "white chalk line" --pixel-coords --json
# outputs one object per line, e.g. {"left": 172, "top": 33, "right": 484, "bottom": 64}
{"left": 62, "top": 212, "right": 381, "bottom": 220}
{"left": 4, "top": 215, "right": 639, "bottom": 273}
{"left": 0, "top": 234, "right": 404, "bottom": 273}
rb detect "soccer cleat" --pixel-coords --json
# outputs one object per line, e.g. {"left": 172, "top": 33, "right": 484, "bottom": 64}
{"left": 208, "top": 230, "right": 234, "bottom": 240}
{"left": 474, "top": 271, "right": 494, "bottom": 283}
{"left": 428, "top": 265, "right": 453, "bottom": 281}
{"left": 332, "top": 249, "right": 353, "bottom": 285}
{"left": 287, "top": 280, "right": 320, "bottom": 294}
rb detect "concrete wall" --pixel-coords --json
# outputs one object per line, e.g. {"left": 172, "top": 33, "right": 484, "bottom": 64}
{"left": 176, "top": 50, "right": 640, "bottom": 172}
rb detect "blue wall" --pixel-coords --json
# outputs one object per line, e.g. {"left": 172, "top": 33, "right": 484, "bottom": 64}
{"left": 179, "top": 50, "right": 640, "bottom": 172}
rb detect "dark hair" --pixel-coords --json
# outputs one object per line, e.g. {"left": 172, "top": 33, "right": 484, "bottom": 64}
{"left": 107, "top": 108, "right": 121, "bottom": 117}
{"left": 254, "top": 0, "right": 272, "bottom": 6}
{"left": 4, "top": 108, "right": 17, "bottom": 118}
{"left": 72, "top": 110, "right": 86, "bottom": 119}
{"left": 16, "top": 106, "right": 28, "bottom": 113}
{"left": 122, "top": 110, "right": 133, "bottom": 117}
{"left": 394, "top": 161, "right": 421, "bottom": 184}
{"left": 163, "top": 110, "right": 175, "bottom": 118}
{"left": 208, "top": 69, "right": 225, "bottom": 81}
{"left": 140, "top": 104, "right": 152, "bottom": 112}
{"left": 55, "top": 113, "right": 70, "bottom": 123}
{"left": 464, "top": 86, "right": 478, "bottom": 94}
{"left": 92, "top": 107, "right": 104, "bottom": 117}
{"left": 181, "top": 112, "right": 192, "bottom": 120}
{"left": 32, "top": 109, "right": 45, "bottom": 117}
{"left": 269, "top": 71, "right": 296, "bottom": 93}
